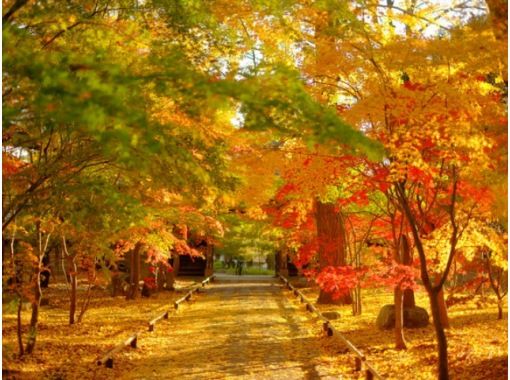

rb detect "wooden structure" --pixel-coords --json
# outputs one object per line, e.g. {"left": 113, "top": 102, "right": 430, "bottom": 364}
{"left": 176, "top": 237, "right": 214, "bottom": 277}
{"left": 276, "top": 248, "right": 298, "bottom": 277}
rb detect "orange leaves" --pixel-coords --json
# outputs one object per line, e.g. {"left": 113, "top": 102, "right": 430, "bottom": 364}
{"left": 337, "top": 189, "right": 369, "bottom": 207}
{"left": 2, "top": 152, "right": 25, "bottom": 177}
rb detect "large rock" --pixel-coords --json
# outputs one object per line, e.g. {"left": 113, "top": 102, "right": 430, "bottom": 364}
{"left": 376, "top": 304, "right": 429, "bottom": 329}
{"left": 405, "top": 306, "right": 430, "bottom": 328}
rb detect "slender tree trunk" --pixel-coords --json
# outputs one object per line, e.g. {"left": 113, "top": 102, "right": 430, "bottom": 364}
{"left": 69, "top": 257, "right": 77, "bottom": 324}
{"left": 16, "top": 294, "right": 24, "bottom": 357}
{"left": 429, "top": 288, "right": 449, "bottom": 380}
{"left": 352, "top": 285, "right": 362, "bottom": 315}
{"left": 77, "top": 281, "right": 93, "bottom": 323}
{"left": 11, "top": 229, "right": 24, "bottom": 356}
{"left": 25, "top": 267, "right": 42, "bottom": 354}
{"left": 25, "top": 223, "right": 51, "bottom": 354}
{"left": 126, "top": 242, "right": 142, "bottom": 300}
{"left": 393, "top": 235, "right": 409, "bottom": 349}
{"left": 437, "top": 287, "right": 450, "bottom": 329}
{"left": 315, "top": 200, "right": 352, "bottom": 305}
{"left": 401, "top": 235, "right": 416, "bottom": 308}
{"left": 486, "top": 261, "right": 506, "bottom": 320}
{"left": 394, "top": 286, "right": 407, "bottom": 349}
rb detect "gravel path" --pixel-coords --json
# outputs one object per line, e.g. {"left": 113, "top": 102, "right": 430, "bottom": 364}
{"left": 116, "top": 277, "right": 347, "bottom": 379}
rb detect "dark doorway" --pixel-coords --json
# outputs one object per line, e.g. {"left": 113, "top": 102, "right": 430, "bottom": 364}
{"left": 178, "top": 255, "right": 206, "bottom": 276}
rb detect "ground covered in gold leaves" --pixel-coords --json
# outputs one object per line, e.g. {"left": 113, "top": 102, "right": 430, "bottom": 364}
{"left": 2, "top": 275, "right": 508, "bottom": 379}
{"left": 289, "top": 277, "right": 508, "bottom": 380}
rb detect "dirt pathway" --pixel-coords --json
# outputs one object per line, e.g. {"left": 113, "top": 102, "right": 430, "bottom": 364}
{"left": 109, "top": 276, "right": 348, "bottom": 379}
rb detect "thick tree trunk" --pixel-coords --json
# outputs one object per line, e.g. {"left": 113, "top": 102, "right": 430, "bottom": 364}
{"left": 315, "top": 200, "right": 352, "bottom": 305}
{"left": 394, "top": 286, "right": 407, "bottom": 350}
{"left": 278, "top": 249, "right": 289, "bottom": 277}
{"left": 429, "top": 288, "right": 450, "bottom": 380}
{"left": 403, "top": 289, "right": 416, "bottom": 308}
{"left": 126, "top": 243, "right": 142, "bottom": 300}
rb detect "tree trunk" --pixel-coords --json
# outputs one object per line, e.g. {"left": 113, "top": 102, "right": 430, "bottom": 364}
{"left": 69, "top": 257, "right": 77, "bottom": 324}
{"left": 352, "top": 285, "right": 362, "bottom": 315}
{"left": 25, "top": 268, "right": 42, "bottom": 354}
{"left": 437, "top": 287, "right": 450, "bottom": 329}
{"left": 205, "top": 244, "right": 214, "bottom": 277}
{"left": 497, "top": 299, "right": 503, "bottom": 320}
{"left": 393, "top": 234, "right": 410, "bottom": 349}
{"left": 157, "top": 262, "right": 166, "bottom": 291}
{"left": 16, "top": 294, "right": 24, "bottom": 357}
{"left": 278, "top": 249, "right": 289, "bottom": 277}
{"left": 394, "top": 286, "right": 407, "bottom": 350}
{"left": 77, "top": 282, "right": 93, "bottom": 323}
{"left": 126, "top": 242, "right": 142, "bottom": 300}
{"left": 401, "top": 235, "right": 416, "bottom": 308}
{"left": 315, "top": 200, "right": 352, "bottom": 305}
{"left": 403, "top": 289, "right": 416, "bottom": 308}
{"left": 429, "top": 288, "right": 450, "bottom": 380}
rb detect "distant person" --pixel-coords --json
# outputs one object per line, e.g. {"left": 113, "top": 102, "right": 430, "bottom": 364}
{"left": 236, "top": 259, "right": 244, "bottom": 275}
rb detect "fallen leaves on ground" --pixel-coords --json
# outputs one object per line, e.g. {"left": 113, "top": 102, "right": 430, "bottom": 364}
{"left": 289, "top": 279, "right": 507, "bottom": 380}
{"left": 2, "top": 278, "right": 200, "bottom": 379}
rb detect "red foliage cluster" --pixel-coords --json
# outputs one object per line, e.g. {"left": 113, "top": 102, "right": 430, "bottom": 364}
{"left": 293, "top": 239, "right": 318, "bottom": 268}
{"left": 315, "top": 266, "right": 365, "bottom": 299}
{"left": 143, "top": 276, "right": 157, "bottom": 290}
{"left": 369, "top": 260, "right": 419, "bottom": 291}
